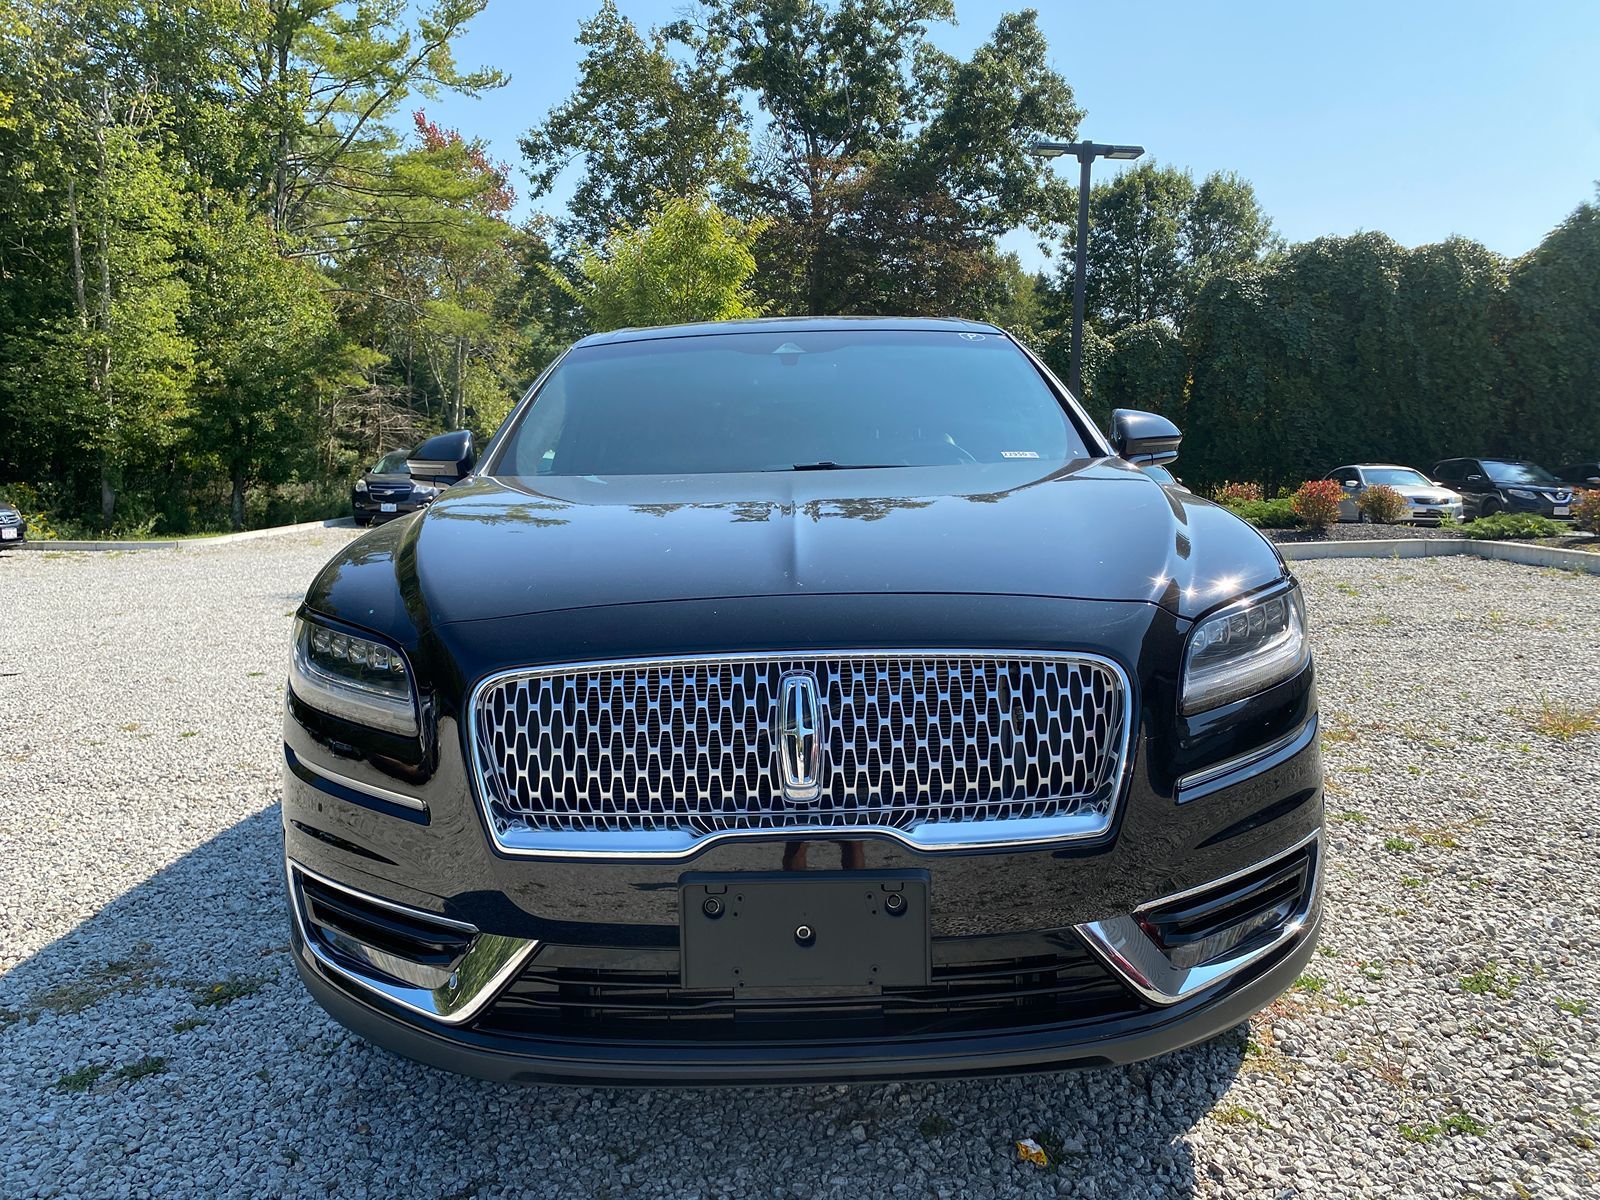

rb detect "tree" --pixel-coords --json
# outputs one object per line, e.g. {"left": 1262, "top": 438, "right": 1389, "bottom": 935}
{"left": 1095, "top": 321, "right": 1188, "bottom": 426}
{"left": 185, "top": 198, "right": 343, "bottom": 529}
{"left": 529, "top": 1, "right": 1080, "bottom": 317}
{"left": 1063, "top": 163, "right": 1273, "bottom": 334}
{"left": 521, "top": 0, "right": 749, "bottom": 244}
{"left": 550, "top": 195, "right": 766, "bottom": 332}
{"left": 1500, "top": 193, "right": 1600, "bottom": 463}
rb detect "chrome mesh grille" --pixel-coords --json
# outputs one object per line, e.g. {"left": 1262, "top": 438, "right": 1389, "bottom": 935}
{"left": 471, "top": 654, "right": 1127, "bottom": 843}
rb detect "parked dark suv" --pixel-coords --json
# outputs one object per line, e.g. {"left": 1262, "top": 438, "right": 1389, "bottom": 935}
{"left": 1555, "top": 462, "right": 1600, "bottom": 490}
{"left": 1432, "top": 458, "right": 1575, "bottom": 520}
{"left": 284, "top": 318, "right": 1323, "bottom": 1084}
{"left": 352, "top": 448, "right": 439, "bottom": 525}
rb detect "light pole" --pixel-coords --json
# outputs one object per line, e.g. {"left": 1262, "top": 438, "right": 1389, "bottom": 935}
{"left": 1028, "top": 139, "right": 1144, "bottom": 398}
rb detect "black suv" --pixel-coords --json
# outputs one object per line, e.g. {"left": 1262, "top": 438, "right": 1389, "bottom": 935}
{"left": 1432, "top": 458, "right": 1575, "bottom": 520}
{"left": 1555, "top": 462, "right": 1600, "bottom": 490}
{"left": 352, "top": 448, "right": 439, "bottom": 525}
{"left": 284, "top": 319, "right": 1323, "bottom": 1084}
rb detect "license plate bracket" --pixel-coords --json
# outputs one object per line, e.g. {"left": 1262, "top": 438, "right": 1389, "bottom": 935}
{"left": 680, "top": 870, "right": 930, "bottom": 992}
{"left": 380, "top": 502, "right": 398, "bottom": 513}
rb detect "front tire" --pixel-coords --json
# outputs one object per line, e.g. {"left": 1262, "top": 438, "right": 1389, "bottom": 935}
{"left": 1478, "top": 498, "right": 1501, "bottom": 519}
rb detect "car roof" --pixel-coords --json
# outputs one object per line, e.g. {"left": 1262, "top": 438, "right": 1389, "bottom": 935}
{"left": 572, "top": 315, "right": 1005, "bottom": 348}
{"left": 1332, "top": 463, "right": 1426, "bottom": 473}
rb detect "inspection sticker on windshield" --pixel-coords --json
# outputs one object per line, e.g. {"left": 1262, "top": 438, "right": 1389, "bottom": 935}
{"left": 1001, "top": 450, "right": 1040, "bottom": 459}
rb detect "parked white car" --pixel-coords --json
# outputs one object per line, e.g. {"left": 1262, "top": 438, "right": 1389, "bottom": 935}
{"left": 1323, "top": 464, "right": 1464, "bottom": 524}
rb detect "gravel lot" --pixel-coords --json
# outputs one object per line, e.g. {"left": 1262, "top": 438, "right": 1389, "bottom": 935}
{"left": 2, "top": 534, "right": 1598, "bottom": 1199}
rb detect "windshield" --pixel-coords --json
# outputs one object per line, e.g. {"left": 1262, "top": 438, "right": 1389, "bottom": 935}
{"left": 1483, "top": 460, "right": 1560, "bottom": 485}
{"left": 1362, "top": 467, "right": 1431, "bottom": 487}
{"left": 492, "top": 330, "right": 1091, "bottom": 477}
{"left": 371, "top": 449, "right": 411, "bottom": 474}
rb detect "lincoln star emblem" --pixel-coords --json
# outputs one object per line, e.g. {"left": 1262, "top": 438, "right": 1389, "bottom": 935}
{"left": 777, "top": 672, "right": 825, "bottom": 803}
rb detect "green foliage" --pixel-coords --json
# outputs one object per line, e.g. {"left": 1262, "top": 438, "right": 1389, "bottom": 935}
{"left": 550, "top": 196, "right": 767, "bottom": 332}
{"left": 1291, "top": 480, "right": 1343, "bottom": 531}
{"left": 521, "top": 1, "right": 748, "bottom": 245}
{"left": 1500, "top": 194, "right": 1600, "bottom": 465}
{"left": 1070, "top": 163, "right": 1272, "bottom": 333}
{"left": 1223, "top": 498, "right": 1300, "bottom": 529}
{"left": 1093, "top": 321, "right": 1187, "bottom": 427}
{"left": 1358, "top": 484, "right": 1408, "bottom": 524}
{"left": 1460, "top": 513, "right": 1567, "bottom": 541}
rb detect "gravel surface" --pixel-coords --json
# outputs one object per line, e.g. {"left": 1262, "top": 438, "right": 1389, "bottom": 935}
{"left": 3, "top": 537, "right": 1599, "bottom": 1199}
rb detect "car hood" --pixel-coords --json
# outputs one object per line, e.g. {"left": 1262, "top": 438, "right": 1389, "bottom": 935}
{"left": 308, "top": 459, "right": 1289, "bottom": 629}
{"left": 1390, "top": 484, "right": 1459, "bottom": 503}
{"left": 362, "top": 472, "right": 414, "bottom": 487}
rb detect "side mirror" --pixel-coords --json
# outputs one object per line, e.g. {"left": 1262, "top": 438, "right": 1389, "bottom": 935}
{"left": 1341, "top": 480, "right": 1359, "bottom": 489}
{"left": 1109, "top": 408, "right": 1181, "bottom": 466}
{"left": 1466, "top": 474, "right": 1484, "bottom": 483}
{"left": 408, "top": 430, "right": 476, "bottom": 487}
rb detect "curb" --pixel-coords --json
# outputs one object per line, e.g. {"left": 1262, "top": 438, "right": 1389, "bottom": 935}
{"left": 1278, "top": 537, "right": 1600, "bottom": 575}
{"left": 8, "top": 516, "right": 356, "bottom": 553}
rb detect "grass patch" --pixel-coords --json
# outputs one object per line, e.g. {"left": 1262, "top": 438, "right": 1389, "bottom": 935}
{"left": 171, "top": 1017, "right": 208, "bottom": 1033}
{"left": 917, "top": 1114, "right": 952, "bottom": 1138}
{"left": 31, "top": 944, "right": 162, "bottom": 1015}
{"left": 1460, "top": 962, "right": 1519, "bottom": 998}
{"left": 1400, "top": 876, "right": 1425, "bottom": 889}
{"left": 1212, "top": 1103, "right": 1270, "bottom": 1129}
{"left": 1294, "top": 974, "right": 1326, "bottom": 994}
{"left": 1533, "top": 700, "right": 1600, "bottom": 741}
{"left": 55, "top": 1063, "right": 108, "bottom": 1092}
{"left": 1398, "top": 1111, "right": 1489, "bottom": 1142}
{"left": 1384, "top": 836, "right": 1417, "bottom": 853}
{"left": 1332, "top": 810, "right": 1368, "bottom": 824}
{"left": 1555, "top": 997, "right": 1588, "bottom": 1017}
{"left": 193, "top": 975, "right": 266, "bottom": 1009}
{"left": 115, "top": 1056, "right": 167, "bottom": 1082}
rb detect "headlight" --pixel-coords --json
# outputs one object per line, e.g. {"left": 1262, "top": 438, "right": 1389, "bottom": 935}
{"left": 290, "top": 617, "right": 417, "bottom": 735}
{"left": 354, "top": 478, "right": 368, "bottom": 493}
{"left": 1507, "top": 488, "right": 1536, "bottom": 500}
{"left": 1182, "top": 587, "right": 1309, "bottom": 714}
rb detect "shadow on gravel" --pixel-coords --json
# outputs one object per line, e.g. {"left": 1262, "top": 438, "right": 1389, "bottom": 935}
{"left": 3, "top": 809, "right": 1246, "bottom": 1199}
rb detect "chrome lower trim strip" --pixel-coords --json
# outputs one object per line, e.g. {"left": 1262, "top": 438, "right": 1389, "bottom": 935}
{"left": 1075, "top": 829, "right": 1322, "bottom": 1006}
{"left": 466, "top": 649, "right": 1135, "bottom": 860}
{"left": 1175, "top": 713, "right": 1319, "bottom": 801}
{"left": 287, "top": 860, "right": 538, "bottom": 1026}
{"left": 293, "top": 752, "right": 428, "bottom": 813}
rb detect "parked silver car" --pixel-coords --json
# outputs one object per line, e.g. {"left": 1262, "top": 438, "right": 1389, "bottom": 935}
{"left": 1323, "top": 464, "right": 1463, "bottom": 524}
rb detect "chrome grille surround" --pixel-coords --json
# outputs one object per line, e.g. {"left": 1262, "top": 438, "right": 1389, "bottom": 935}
{"left": 467, "top": 651, "right": 1132, "bottom": 858}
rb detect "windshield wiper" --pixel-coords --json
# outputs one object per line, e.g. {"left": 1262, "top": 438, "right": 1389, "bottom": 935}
{"left": 789, "top": 461, "right": 910, "bottom": 471}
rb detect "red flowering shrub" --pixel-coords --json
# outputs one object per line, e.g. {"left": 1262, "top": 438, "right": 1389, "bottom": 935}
{"left": 1214, "top": 481, "right": 1264, "bottom": 506}
{"left": 1291, "top": 479, "right": 1344, "bottom": 531}
{"left": 1573, "top": 487, "right": 1600, "bottom": 534}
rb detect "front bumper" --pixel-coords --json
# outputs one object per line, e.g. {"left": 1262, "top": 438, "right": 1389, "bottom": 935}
{"left": 352, "top": 493, "right": 427, "bottom": 522}
{"left": 283, "top": 708, "right": 1323, "bottom": 1084}
{"left": 291, "top": 900, "right": 1320, "bottom": 1085}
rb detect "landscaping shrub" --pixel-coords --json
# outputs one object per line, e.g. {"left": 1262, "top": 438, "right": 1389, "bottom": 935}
{"left": 1214, "top": 481, "right": 1263, "bottom": 505}
{"left": 1357, "top": 483, "right": 1408, "bottom": 524}
{"left": 1573, "top": 489, "right": 1600, "bottom": 534}
{"left": 1459, "top": 513, "right": 1568, "bottom": 540}
{"left": 1291, "top": 480, "right": 1344, "bottom": 531}
{"left": 1224, "top": 498, "right": 1301, "bottom": 528}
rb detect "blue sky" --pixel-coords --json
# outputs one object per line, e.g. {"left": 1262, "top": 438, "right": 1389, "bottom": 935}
{"left": 422, "top": 0, "right": 1600, "bottom": 269}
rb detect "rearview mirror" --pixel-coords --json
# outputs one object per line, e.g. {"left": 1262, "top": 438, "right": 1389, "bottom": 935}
{"left": 1109, "top": 409, "right": 1181, "bottom": 466}
{"left": 408, "top": 430, "right": 476, "bottom": 487}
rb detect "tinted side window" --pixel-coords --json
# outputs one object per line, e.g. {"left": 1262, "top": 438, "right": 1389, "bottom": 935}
{"left": 1433, "top": 461, "right": 1461, "bottom": 483}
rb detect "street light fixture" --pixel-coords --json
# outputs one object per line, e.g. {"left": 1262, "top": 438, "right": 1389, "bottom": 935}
{"left": 1028, "top": 139, "right": 1145, "bottom": 399}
